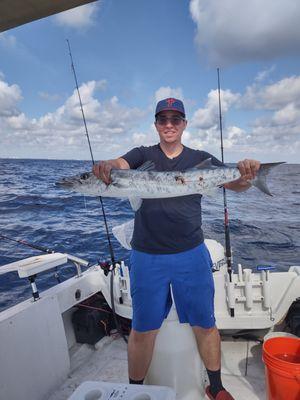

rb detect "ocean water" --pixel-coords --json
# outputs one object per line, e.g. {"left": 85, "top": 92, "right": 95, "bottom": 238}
{"left": 0, "top": 158, "right": 299, "bottom": 312}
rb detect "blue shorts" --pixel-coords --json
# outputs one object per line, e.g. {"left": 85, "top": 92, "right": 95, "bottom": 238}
{"left": 129, "top": 243, "right": 216, "bottom": 332}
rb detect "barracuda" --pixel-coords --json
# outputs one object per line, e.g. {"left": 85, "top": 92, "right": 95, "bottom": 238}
{"left": 57, "top": 159, "right": 284, "bottom": 211}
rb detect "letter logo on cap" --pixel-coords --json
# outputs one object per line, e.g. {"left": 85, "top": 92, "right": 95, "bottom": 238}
{"left": 166, "top": 98, "right": 176, "bottom": 107}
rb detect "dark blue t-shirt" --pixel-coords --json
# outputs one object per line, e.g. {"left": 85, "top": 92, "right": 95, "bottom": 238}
{"left": 122, "top": 144, "right": 223, "bottom": 254}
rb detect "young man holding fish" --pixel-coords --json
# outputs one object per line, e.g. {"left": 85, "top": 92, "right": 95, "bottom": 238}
{"left": 93, "top": 98, "right": 260, "bottom": 400}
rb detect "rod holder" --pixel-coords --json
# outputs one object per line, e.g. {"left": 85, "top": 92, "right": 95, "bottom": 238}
{"left": 261, "top": 270, "right": 271, "bottom": 308}
{"left": 225, "top": 274, "right": 235, "bottom": 310}
{"left": 73, "top": 261, "right": 82, "bottom": 278}
{"left": 28, "top": 275, "right": 39, "bottom": 301}
{"left": 243, "top": 269, "right": 253, "bottom": 309}
{"left": 238, "top": 263, "right": 243, "bottom": 282}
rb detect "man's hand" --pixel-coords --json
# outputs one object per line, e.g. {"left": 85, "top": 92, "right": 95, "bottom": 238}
{"left": 93, "top": 161, "right": 114, "bottom": 184}
{"left": 224, "top": 159, "right": 261, "bottom": 192}
{"left": 92, "top": 158, "right": 130, "bottom": 184}
{"left": 237, "top": 159, "right": 261, "bottom": 181}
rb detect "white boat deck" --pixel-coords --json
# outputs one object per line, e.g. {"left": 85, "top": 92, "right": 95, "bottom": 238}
{"left": 3, "top": 251, "right": 296, "bottom": 400}
{"left": 48, "top": 335, "right": 266, "bottom": 400}
{"left": 220, "top": 337, "right": 265, "bottom": 399}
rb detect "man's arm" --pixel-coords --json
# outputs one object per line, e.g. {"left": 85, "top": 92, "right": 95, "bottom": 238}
{"left": 93, "top": 157, "right": 130, "bottom": 184}
{"left": 224, "top": 159, "right": 260, "bottom": 192}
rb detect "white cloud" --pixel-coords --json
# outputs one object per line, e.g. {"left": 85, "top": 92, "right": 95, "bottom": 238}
{"left": 191, "top": 89, "right": 240, "bottom": 130}
{"left": 1, "top": 75, "right": 299, "bottom": 162}
{"left": 236, "top": 75, "right": 300, "bottom": 158}
{"left": 128, "top": 122, "right": 160, "bottom": 148}
{"left": 254, "top": 66, "right": 275, "bottom": 83}
{"left": 0, "top": 78, "right": 22, "bottom": 117}
{"left": 227, "top": 126, "right": 245, "bottom": 141}
{"left": 0, "top": 77, "right": 145, "bottom": 159}
{"left": 259, "top": 77, "right": 300, "bottom": 109}
{"left": 182, "top": 130, "right": 206, "bottom": 150}
{"left": 54, "top": 3, "right": 99, "bottom": 29}
{"left": 184, "top": 76, "right": 300, "bottom": 160}
{"left": 155, "top": 87, "right": 184, "bottom": 103}
{"left": 6, "top": 113, "right": 31, "bottom": 130}
{"left": 241, "top": 76, "right": 300, "bottom": 110}
{"left": 129, "top": 78, "right": 300, "bottom": 161}
{"left": 38, "top": 92, "right": 61, "bottom": 102}
{"left": 0, "top": 33, "right": 17, "bottom": 48}
{"left": 247, "top": 123, "right": 300, "bottom": 158}
{"left": 189, "top": 0, "right": 300, "bottom": 64}
{"left": 239, "top": 76, "right": 300, "bottom": 152}
{"left": 272, "top": 103, "right": 300, "bottom": 126}
{"left": 131, "top": 132, "right": 147, "bottom": 145}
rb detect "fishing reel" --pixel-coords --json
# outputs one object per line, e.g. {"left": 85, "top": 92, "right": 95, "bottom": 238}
{"left": 98, "top": 259, "right": 123, "bottom": 276}
{"left": 98, "top": 260, "right": 111, "bottom": 276}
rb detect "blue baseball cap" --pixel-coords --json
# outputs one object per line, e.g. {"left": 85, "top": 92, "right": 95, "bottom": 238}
{"left": 155, "top": 98, "right": 185, "bottom": 117}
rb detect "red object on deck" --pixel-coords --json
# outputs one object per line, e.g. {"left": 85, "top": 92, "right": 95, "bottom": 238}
{"left": 263, "top": 337, "right": 300, "bottom": 400}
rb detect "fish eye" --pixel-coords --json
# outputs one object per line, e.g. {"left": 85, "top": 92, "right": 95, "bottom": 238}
{"left": 80, "top": 173, "right": 89, "bottom": 180}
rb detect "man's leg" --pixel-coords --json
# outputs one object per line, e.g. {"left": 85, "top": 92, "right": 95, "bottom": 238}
{"left": 128, "top": 328, "right": 159, "bottom": 382}
{"left": 128, "top": 250, "right": 171, "bottom": 382}
{"left": 193, "top": 325, "right": 234, "bottom": 399}
{"left": 192, "top": 326, "right": 235, "bottom": 399}
{"left": 192, "top": 325, "right": 221, "bottom": 370}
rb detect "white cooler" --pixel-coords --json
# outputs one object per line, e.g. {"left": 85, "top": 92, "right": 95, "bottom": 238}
{"left": 68, "top": 381, "right": 176, "bottom": 400}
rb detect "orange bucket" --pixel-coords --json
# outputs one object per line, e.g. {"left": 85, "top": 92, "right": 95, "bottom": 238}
{"left": 262, "top": 337, "right": 300, "bottom": 400}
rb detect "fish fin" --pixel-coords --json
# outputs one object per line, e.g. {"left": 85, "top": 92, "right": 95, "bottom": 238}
{"left": 112, "top": 219, "right": 134, "bottom": 250}
{"left": 252, "top": 162, "right": 285, "bottom": 196}
{"left": 129, "top": 197, "right": 143, "bottom": 211}
{"left": 186, "top": 158, "right": 219, "bottom": 171}
{"left": 137, "top": 161, "right": 156, "bottom": 171}
{"left": 197, "top": 158, "right": 213, "bottom": 169}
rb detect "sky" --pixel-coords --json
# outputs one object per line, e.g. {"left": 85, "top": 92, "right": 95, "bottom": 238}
{"left": 0, "top": 0, "right": 300, "bottom": 163}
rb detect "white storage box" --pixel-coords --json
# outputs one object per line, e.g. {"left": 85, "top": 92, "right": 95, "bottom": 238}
{"left": 68, "top": 381, "right": 176, "bottom": 400}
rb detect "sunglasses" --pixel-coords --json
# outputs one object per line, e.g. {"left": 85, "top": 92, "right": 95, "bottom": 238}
{"left": 155, "top": 116, "right": 185, "bottom": 126}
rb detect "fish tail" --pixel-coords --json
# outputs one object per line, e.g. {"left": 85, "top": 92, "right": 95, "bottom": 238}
{"left": 252, "top": 162, "right": 285, "bottom": 196}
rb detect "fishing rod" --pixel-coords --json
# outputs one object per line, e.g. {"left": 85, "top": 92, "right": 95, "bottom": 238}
{"left": 0, "top": 234, "right": 61, "bottom": 282}
{"left": 66, "top": 39, "right": 115, "bottom": 264}
{"left": 217, "top": 68, "right": 234, "bottom": 318}
{"left": 66, "top": 39, "right": 127, "bottom": 343}
{"left": 0, "top": 234, "right": 55, "bottom": 254}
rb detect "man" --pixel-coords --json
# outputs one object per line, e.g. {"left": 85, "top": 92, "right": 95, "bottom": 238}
{"left": 93, "top": 98, "right": 260, "bottom": 400}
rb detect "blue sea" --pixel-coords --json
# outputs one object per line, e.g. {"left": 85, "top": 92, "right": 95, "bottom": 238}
{"left": 0, "top": 158, "right": 299, "bottom": 312}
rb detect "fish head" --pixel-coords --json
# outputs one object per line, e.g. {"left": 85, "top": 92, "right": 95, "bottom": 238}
{"left": 56, "top": 171, "right": 98, "bottom": 194}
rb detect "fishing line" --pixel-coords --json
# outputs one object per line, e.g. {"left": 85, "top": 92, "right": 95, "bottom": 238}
{"left": 66, "top": 39, "right": 127, "bottom": 343}
{"left": 83, "top": 195, "right": 88, "bottom": 211}
{"left": 217, "top": 68, "right": 234, "bottom": 318}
